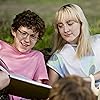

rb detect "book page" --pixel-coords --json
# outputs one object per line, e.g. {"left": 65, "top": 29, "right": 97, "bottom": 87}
{"left": 0, "top": 58, "right": 9, "bottom": 74}
{"left": 0, "top": 65, "right": 9, "bottom": 75}
{"left": 10, "top": 72, "right": 52, "bottom": 89}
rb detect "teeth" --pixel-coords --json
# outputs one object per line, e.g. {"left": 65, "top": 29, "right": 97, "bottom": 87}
{"left": 22, "top": 44, "right": 29, "bottom": 47}
{"left": 21, "top": 42, "right": 30, "bottom": 47}
{"left": 24, "top": 44, "right": 29, "bottom": 47}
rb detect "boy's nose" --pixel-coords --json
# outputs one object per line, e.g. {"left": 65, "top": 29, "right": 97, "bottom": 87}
{"left": 25, "top": 35, "right": 30, "bottom": 42}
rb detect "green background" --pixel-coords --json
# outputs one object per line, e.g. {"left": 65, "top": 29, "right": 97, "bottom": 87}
{"left": 0, "top": 0, "right": 100, "bottom": 50}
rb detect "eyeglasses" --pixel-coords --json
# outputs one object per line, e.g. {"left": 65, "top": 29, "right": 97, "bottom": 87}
{"left": 17, "top": 29, "right": 39, "bottom": 41}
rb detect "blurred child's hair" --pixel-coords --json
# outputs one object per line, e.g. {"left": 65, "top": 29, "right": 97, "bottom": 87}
{"left": 49, "top": 75, "right": 96, "bottom": 100}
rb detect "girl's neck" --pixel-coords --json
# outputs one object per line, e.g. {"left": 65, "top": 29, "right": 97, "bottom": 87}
{"left": 69, "top": 36, "right": 79, "bottom": 45}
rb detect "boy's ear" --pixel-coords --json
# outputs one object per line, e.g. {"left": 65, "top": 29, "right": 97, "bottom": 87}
{"left": 11, "top": 28, "right": 16, "bottom": 37}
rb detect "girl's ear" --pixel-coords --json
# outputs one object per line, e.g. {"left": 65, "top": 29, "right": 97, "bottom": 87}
{"left": 11, "top": 28, "right": 16, "bottom": 37}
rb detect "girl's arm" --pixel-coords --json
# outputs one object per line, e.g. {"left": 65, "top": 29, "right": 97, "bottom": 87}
{"left": 48, "top": 68, "right": 60, "bottom": 85}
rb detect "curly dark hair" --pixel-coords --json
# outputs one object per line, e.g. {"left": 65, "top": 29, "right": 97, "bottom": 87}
{"left": 11, "top": 10, "right": 45, "bottom": 39}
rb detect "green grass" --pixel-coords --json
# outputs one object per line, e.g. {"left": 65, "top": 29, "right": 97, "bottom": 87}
{"left": 0, "top": 0, "right": 100, "bottom": 49}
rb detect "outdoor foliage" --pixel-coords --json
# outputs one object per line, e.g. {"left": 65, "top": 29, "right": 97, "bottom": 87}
{"left": 0, "top": 0, "right": 100, "bottom": 50}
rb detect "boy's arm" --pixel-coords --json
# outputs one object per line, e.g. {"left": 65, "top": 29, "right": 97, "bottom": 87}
{"left": 0, "top": 71, "right": 10, "bottom": 90}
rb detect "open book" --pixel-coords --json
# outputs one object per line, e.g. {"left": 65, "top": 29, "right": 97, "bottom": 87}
{"left": 0, "top": 58, "right": 52, "bottom": 99}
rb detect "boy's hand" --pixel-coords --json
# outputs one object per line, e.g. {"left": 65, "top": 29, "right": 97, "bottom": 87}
{"left": 0, "top": 71, "right": 10, "bottom": 90}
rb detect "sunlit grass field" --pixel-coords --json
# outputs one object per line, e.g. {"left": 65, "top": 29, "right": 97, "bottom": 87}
{"left": 0, "top": 0, "right": 100, "bottom": 49}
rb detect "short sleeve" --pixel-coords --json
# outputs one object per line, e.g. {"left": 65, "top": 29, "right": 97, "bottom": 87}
{"left": 47, "top": 53, "right": 65, "bottom": 77}
{"left": 91, "top": 34, "right": 100, "bottom": 76}
{"left": 91, "top": 34, "right": 100, "bottom": 43}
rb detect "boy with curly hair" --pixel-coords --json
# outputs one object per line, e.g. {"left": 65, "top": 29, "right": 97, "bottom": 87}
{"left": 0, "top": 10, "right": 48, "bottom": 100}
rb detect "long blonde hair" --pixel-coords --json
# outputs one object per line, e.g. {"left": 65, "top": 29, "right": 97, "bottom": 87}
{"left": 52, "top": 4, "right": 92, "bottom": 58}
